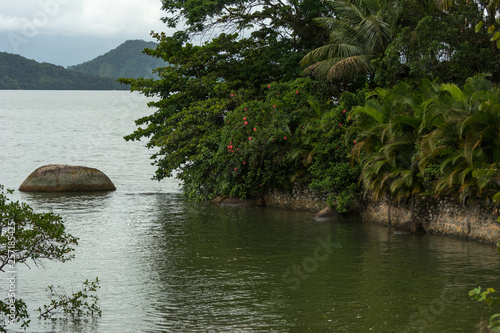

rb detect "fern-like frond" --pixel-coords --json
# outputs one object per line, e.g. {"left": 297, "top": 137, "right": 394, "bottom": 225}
{"left": 326, "top": 54, "right": 373, "bottom": 80}
{"left": 440, "top": 83, "right": 466, "bottom": 104}
{"left": 351, "top": 104, "right": 386, "bottom": 124}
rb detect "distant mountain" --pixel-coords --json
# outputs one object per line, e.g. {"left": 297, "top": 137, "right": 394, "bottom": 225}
{"left": 0, "top": 52, "right": 126, "bottom": 90}
{"left": 67, "top": 40, "right": 166, "bottom": 80}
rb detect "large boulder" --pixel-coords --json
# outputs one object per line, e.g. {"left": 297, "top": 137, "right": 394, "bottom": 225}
{"left": 19, "top": 164, "right": 116, "bottom": 192}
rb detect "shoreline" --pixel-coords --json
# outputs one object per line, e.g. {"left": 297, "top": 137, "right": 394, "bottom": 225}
{"left": 214, "top": 184, "right": 500, "bottom": 244}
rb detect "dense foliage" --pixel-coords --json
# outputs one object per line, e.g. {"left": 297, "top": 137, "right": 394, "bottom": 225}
{"left": 350, "top": 74, "right": 500, "bottom": 205}
{"left": 374, "top": 0, "right": 500, "bottom": 86}
{"left": 68, "top": 40, "right": 167, "bottom": 80}
{"left": 0, "top": 53, "right": 125, "bottom": 90}
{"left": 120, "top": 29, "right": 356, "bottom": 202}
{"left": 123, "top": 0, "right": 500, "bottom": 212}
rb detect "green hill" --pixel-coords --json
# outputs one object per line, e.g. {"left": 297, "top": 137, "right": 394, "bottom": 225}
{"left": 0, "top": 52, "right": 125, "bottom": 90}
{"left": 67, "top": 40, "right": 165, "bottom": 80}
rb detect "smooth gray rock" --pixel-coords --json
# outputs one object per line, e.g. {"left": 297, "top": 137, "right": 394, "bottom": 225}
{"left": 314, "top": 206, "right": 342, "bottom": 221}
{"left": 19, "top": 164, "right": 116, "bottom": 192}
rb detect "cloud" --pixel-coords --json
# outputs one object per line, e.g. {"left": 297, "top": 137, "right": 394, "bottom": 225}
{"left": 0, "top": 0, "right": 168, "bottom": 38}
{"left": 0, "top": 0, "right": 175, "bottom": 66}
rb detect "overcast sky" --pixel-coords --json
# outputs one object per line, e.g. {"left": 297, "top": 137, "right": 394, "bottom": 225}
{"left": 0, "top": 0, "right": 175, "bottom": 67}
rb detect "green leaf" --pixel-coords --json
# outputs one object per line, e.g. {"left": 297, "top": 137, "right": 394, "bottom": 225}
{"left": 490, "top": 32, "right": 500, "bottom": 41}
{"left": 469, "top": 287, "right": 481, "bottom": 298}
{"left": 493, "top": 191, "right": 500, "bottom": 204}
{"left": 489, "top": 313, "right": 500, "bottom": 328}
{"left": 475, "top": 21, "right": 483, "bottom": 33}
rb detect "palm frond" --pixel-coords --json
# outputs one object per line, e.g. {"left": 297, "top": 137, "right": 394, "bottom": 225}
{"left": 392, "top": 115, "right": 421, "bottom": 129}
{"left": 464, "top": 74, "right": 493, "bottom": 94}
{"left": 436, "top": 0, "right": 454, "bottom": 10}
{"left": 358, "top": 16, "right": 392, "bottom": 53}
{"left": 301, "top": 0, "right": 391, "bottom": 80}
{"left": 326, "top": 54, "right": 373, "bottom": 80}
{"left": 300, "top": 43, "right": 365, "bottom": 66}
{"left": 440, "top": 83, "right": 466, "bottom": 104}
{"left": 330, "top": 0, "right": 365, "bottom": 22}
{"left": 351, "top": 104, "right": 386, "bottom": 124}
{"left": 463, "top": 133, "right": 482, "bottom": 165}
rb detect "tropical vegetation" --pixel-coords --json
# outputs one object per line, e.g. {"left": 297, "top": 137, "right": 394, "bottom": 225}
{"left": 123, "top": 0, "right": 499, "bottom": 213}
{"left": 350, "top": 74, "right": 500, "bottom": 206}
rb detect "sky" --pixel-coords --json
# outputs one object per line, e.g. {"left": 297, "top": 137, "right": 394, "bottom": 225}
{"left": 0, "top": 0, "right": 175, "bottom": 67}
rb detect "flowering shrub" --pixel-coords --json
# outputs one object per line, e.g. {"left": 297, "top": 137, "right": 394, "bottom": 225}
{"left": 307, "top": 90, "right": 364, "bottom": 212}
{"left": 122, "top": 33, "right": 364, "bottom": 211}
{"left": 202, "top": 78, "right": 332, "bottom": 199}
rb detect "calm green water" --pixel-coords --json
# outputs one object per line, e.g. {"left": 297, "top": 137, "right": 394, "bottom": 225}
{"left": 0, "top": 90, "right": 499, "bottom": 332}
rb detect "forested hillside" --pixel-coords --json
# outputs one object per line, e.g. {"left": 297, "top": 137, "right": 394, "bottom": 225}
{"left": 68, "top": 40, "right": 166, "bottom": 79}
{"left": 0, "top": 52, "right": 125, "bottom": 90}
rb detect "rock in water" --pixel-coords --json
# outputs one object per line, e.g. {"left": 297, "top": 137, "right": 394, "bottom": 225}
{"left": 19, "top": 164, "right": 116, "bottom": 192}
{"left": 394, "top": 220, "right": 426, "bottom": 234}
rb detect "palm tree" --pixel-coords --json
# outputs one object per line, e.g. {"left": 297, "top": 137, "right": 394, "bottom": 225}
{"left": 350, "top": 81, "right": 426, "bottom": 202}
{"left": 300, "top": 0, "right": 393, "bottom": 80}
{"left": 418, "top": 74, "right": 500, "bottom": 203}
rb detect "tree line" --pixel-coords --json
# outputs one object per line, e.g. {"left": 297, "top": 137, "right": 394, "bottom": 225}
{"left": 121, "top": 0, "right": 500, "bottom": 212}
{"left": 0, "top": 52, "right": 126, "bottom": 90}
{"left": 67, "top": 40, "right": 167, "bottom": 80}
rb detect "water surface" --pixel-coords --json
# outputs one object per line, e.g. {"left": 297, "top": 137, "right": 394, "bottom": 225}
{"left": 0, "top": 90, "right": 499, "bottom": 332}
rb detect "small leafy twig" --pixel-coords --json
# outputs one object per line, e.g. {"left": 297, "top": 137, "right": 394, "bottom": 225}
{"left": 469, "top": 286, "right": 500, "bottom": 308}
{"left": 0, "top": 299, "right": 30, "bottom": 332}
{"left": 37, "top": 277, "right": 101, "bottom": 321}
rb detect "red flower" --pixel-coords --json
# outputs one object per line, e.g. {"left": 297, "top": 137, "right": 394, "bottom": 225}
{"left": 234, "top": 167, "right": 238, "bottom": 171}
{"left": 267, "top": 85, "right": 271, "bottom": 88}
{"left": 354, "top": 140, "right": 356, "bottom": 144}
{"left": 339, "top": 123, "right": 342, "bottom": 126}
{"left": 343, "top": 110, "right": 346, "bottom": 113}
{"left": 296, "top": 91, "right": 299, "bottom": 94}
{"left": 244, "top": 121, "right": 248, "bottom": 125}
{"left": 243, "top": 161, "right": 246, "bottom": 165}
{"left": 284, "top": 136, "right": 287, "bottom": 140}
{"left": 243, "top": 117, "right": 246, "bottom": 120}
{"left": 248, "top": 137, "right": 252, "bottom": 140}
{"left": 253, "top": 128, "right": 256, "bottom": 131}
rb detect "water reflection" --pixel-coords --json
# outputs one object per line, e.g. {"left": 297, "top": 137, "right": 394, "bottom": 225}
{"left": 127, "top": 200, "right": 500, "bottom": 332}
{"left": 19, "top": 191, "right": 114, "bottom": 214}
